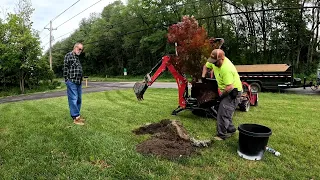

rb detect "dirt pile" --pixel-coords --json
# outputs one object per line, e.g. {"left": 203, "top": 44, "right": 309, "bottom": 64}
{"left": 133, "top": 119, "right": 204, "bottom": 159}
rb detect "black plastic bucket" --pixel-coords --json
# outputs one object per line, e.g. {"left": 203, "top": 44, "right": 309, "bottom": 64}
{"left": 237, "top": 124, "right": 272, "bottom": 160}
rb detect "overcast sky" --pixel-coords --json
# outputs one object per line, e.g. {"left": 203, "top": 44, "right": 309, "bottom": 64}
{"left": 1, "top": 0, "right": 126, "bottom": 52}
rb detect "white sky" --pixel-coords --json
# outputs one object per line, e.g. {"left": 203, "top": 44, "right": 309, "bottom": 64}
{"left": 0, "top": 0, "right": 126, "bottom": 52}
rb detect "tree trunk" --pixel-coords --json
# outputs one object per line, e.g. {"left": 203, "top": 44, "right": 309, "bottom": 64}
{"left": 309, "top": 3, "right": 320, "bottom": 64}
{"left": 295, "top": 0, "right": 306, "bottom": 69}
{"left": 19, "top": 71, "right": 25, "bottom": 94}
{"left": 295, "top": 47, "right": 302, "bottom": 70}
{"left": 261, "top": 1, "right": 267, "bottom": 63}
{"left": 209, "top": 0, "right": 217, "bottom": 35}
{"left": 220, "top": 0, "right": 224, "bottom": 35}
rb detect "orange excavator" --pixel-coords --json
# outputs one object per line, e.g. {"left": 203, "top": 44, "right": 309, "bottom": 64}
{"left": 133, "top": 55, "right": 258, "bottom": 119}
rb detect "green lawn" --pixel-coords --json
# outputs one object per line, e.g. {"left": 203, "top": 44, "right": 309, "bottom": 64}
{"left": 0, "top": 81, "right": 66, "bottom": 98}
{"left": 0, "top": 76, "right": 176, "bottom": 98}
{"left": 84, "top": 75, "right": 178, "bottom": 82}
{"left": 0, "top": 89, "right": 319, "bottom": 179}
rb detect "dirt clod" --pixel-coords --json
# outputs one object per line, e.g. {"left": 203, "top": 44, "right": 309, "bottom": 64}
{"left": 133, "top": 119, "right": 198, "bottom": 159}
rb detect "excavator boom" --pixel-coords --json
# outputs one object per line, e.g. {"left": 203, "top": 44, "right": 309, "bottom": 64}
{"left": 133, "top": 55, "right": 188, "bottom": 108}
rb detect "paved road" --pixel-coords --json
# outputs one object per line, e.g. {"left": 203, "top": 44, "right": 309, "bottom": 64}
{"left": 0, "top": 82, "right": 179, "bottom": 104}
{"left": 0, "top": 81, "right": 319, "bottom": 104}
{"left": 281, "top": 86, "right": 320, "bottom": 95}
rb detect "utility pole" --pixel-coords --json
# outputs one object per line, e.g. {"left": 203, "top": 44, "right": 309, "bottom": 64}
{"left": 44, "top": 21, "right": 57, "bottom": 70}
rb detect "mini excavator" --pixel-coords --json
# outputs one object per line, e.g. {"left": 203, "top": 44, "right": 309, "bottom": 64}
{"left": 133, "top": 55, "right": 259, "bottom": 119}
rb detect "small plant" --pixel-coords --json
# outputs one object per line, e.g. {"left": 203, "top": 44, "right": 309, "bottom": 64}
{"left": 48, "top": 80, "right": 61, "bottom": 90}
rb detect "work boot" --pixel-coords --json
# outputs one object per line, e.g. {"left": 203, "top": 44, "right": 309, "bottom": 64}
{"left": 227, "top": 127, "right": 236, "bottom": 135}
{"left": 213, "top": 136, "right": 224, "bottom": 141}
{"left": 73, "top": 116, "right": 85, "bottom": 125}
{"left": 214, "top": 133, "right": 232, "bottom": 141}
{"left": 79, "top": 116, "right": 86, "bottom": 122}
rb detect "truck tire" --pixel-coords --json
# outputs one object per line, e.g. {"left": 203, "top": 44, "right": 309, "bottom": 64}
{"left": 250, "top": 82, "right": 261, "bottom": 93}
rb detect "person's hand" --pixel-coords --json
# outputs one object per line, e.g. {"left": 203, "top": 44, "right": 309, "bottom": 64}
{"left": 229, "top": 88, "right": 238, "bottom": 99}
{"left": 201, "top": 77, "right": 207, "bottom": 83}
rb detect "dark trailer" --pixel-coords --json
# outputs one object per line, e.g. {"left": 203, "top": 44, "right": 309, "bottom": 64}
{"left": 235, "top": 64, "right": 301, "bottom": 92}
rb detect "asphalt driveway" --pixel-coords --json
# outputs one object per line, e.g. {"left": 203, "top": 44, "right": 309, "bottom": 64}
{"left": 0, "top": 81, "right": 319, "bottom": 104}
{"left": 0, "top": 82, "right": 179, "bottom": 104}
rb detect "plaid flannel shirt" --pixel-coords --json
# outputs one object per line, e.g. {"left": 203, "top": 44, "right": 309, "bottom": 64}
{"left": 63, "top": 52, "right": 83, "bottom": 84}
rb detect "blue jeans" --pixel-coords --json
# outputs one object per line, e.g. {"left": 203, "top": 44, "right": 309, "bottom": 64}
{"left": 66, "top": 80, "right": 82, "bottom": 118}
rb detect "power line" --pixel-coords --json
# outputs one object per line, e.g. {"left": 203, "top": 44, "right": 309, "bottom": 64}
{"left": 52, "top": 0, "right": 81, "bottom": 22}
{"left": 44, "top": 0, "right": 81, "bottom": 29}
{"left": 38, "top": 28, "right": 45, "bottom": 35}
{"left": 197, "top": 6, "right": 320, "bottom": 20}
{"left": 42, "top": 0, "right": 81, "bottom": 71}
{"left": 42, "top": 33, "right": 50, "bottom": 39}
{"left": 52, "top": 4, "right": 320, "bottom": 51}
{"left": 56, "top": 0, "right": 105, "bottom": 29}
{"left": 44, "top": 21, "right": 57, "bottom": 70}
{"left": 42, "top": 30, "right": 75, "bottom": 45}
{"left": 55, "top": 30, "right": 75, "bottom": 40}
{"left": 46, "top": 0, "right": 198, "bottom": 46}
{"left": 43, "top": 41, "right": 50, "bottom": 47}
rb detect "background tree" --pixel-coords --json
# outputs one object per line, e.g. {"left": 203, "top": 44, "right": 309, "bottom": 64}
{"left": 46, "top": 0, "right": 320, "bottom": 80}
{"left": 167, "top": 15, "right": 210, "bottom": 79}
{"left": 0, "top": 0, "right": 51, "bottom": 94}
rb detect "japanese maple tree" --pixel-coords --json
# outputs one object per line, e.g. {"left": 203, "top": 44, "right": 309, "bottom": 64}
{"left": 167, "top": 16, "right": 212, "bottom": 80}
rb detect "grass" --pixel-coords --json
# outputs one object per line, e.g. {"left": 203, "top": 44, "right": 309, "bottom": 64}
{"left": 83, "top": 74, "right": 187, "bottom": 82}
{"left": 0, "top": 76, "right": 176, "bottom": 98}
{"left": 0, "top": 89, "right": 319, "bottom": 179}
{"left": 88, "top": 76, "right": 177, "bottom": 82}
{"left": 0, "top": 81, "right": 66, "bottom": 98}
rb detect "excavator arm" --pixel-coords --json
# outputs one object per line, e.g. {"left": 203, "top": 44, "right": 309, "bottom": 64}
{"left": 133, "top": 55, "right": 188, "bottom": 108}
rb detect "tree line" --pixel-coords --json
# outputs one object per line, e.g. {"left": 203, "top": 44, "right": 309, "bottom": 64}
{"left": 1, "top": 0, "right": 320, "bottom": 94}
{"left": 0, "top": 0, "right": 53, "bottom": 94}
{"left": 48, "top": 0, "right": 320, "bottom": 78}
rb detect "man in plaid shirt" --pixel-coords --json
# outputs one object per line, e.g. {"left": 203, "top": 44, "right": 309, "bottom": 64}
{"left": 64, "top": 43, "right": 85, "bottom": 125}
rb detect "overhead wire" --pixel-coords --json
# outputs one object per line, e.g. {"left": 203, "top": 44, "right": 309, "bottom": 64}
{"left": 55, "top": 30, "right": 76, "bottom": 41}
{"left": 41, "top": 0, "right": 81, "bottom": 51}
{"left": 51, "top": 1, "right": 320, "bottom": 51}
{"left": 49, "top": 0, "right": 211, "bottom": 51}
{"left": 42, "top": 33, "right": 50, "bottom": 39}
{"left": 43, "top": 0, "right": 81, "bottom": 29}
{"left": 55, "top": 0, "right": 105, "bottom": 29}
{"left": 47, "top": 0, "right": 199, "bottom": 47}
{"left": 41, "top": 0, "right": 104, "bottom": 49}
{"left": 52, "top": 0, "right": 81, "bottom": 22}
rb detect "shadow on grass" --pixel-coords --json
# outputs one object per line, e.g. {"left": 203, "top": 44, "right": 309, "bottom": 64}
{"left": 115, "top": 89, "right": 139, "bottom": 103}
{"left": 103, "top": 90, "right": 148, "bottom": 107}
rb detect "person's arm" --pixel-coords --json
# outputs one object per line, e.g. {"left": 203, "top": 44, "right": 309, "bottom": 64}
{"left": 202, "top": 65, "right": 208, "bottom": 78}
{"left": 63, "top": 54, "right": 69, "bottom": 82}
{"left": 224, "top": 84, "right": 234, "bottom": 94}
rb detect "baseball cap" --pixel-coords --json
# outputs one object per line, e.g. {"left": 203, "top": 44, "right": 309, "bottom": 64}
{"left": 207, "top": 56, "right": 218, "bottom": 63}
{"left": 207, "top": 49, "right": 223, "bottom": 63}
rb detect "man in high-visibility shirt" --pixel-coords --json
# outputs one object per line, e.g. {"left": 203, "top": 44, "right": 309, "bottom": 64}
{"left": 201, "top": 49, "right": 242, "bottom": 140}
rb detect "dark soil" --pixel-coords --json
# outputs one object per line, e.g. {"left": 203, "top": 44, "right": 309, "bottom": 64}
{"left": 133, "top": 119, "right": 198, "bottom": 159}
{"left": 191, "top": 81, "right": 219, "bottom": 107}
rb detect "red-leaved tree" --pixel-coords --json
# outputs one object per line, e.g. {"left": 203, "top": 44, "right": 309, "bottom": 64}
{"left": 167, "top": 16, "right": 212, "bottom": 80}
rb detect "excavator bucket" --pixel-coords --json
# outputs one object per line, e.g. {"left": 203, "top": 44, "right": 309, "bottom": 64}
{"left": 133, "top": 81, "right": 148, "bottom": 100}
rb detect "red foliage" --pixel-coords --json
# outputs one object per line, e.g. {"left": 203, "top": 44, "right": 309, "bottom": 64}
{"left": 167, "top": 16, "right": 212, "bottom": 80}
